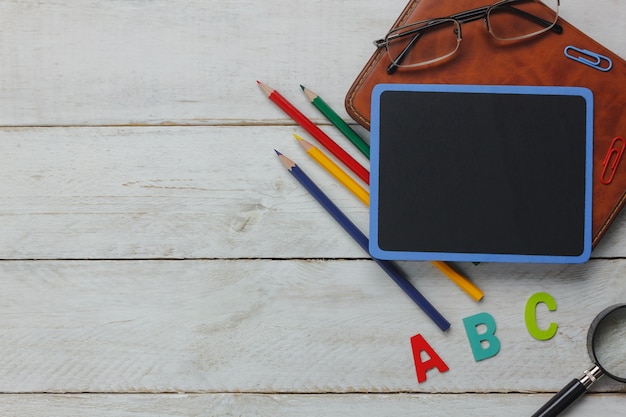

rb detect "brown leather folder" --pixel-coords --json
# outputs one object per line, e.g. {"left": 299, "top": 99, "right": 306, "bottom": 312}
{"left": 345, "top": 0, "right": 626, "bottom": 248}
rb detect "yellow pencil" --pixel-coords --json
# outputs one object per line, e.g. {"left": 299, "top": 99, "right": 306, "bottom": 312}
{"left": 429, "top": 261, "right": 483, "bottom": 301}
{"left": 294, "top": 133, "right": 484, "bottom": 302}
{"left": 294, "top": 134, "right": 370, "bottom": 205}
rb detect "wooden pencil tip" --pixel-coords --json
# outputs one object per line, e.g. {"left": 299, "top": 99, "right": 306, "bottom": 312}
{"left": 257, "top": 81, "right": 272, "bottom": 96}
{"left": 274, "top": 149, "right": 282, "bottom": 156}
{"left": 276, "top": 151, "right": 296, "bottom": 170}
{"left": 293, "top": 134, "right": 313, "bottom": 150}
{"left": 300, "top": 84, "right": 305, "bottom": 91}
{"left": 302, "top": 86, "right": 316, "bottom": 101}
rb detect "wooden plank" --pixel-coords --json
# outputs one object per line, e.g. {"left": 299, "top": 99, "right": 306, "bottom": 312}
{"left": 0, "top": 259, "right": 624, "bottom": 393}
{"left": 1, "top": 126, "right": 624, "bottom": 259}
{"left": 0, "top": 126, "right": 368, "bottom": 259}
{"left": 0, "top": 393, "right": 624, "bottom": 417}
{"left": 0, "top": 0, "right": 406, "bottom": 126}
{"left": 0, "top": 1, "right": 622, "bottom": 126}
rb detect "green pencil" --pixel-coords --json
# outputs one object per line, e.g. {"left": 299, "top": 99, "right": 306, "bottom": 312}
{"left": 301, "top": 85, "right": 370, "bottom": 159}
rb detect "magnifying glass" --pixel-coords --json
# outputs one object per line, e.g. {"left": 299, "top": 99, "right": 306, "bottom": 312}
{"left": 531, "top": 303, "right": 626, "bottom": 417}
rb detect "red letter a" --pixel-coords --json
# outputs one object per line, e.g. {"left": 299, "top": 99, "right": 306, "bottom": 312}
{"left": 410, "top": 334, "right": 449, "bottom": 383}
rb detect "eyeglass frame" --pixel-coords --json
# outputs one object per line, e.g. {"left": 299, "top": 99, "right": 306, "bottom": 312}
{"left": 374, "top": 0, "right": 562, "bottom": 74}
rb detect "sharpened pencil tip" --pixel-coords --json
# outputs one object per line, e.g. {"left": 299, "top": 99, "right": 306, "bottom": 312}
{"left": 293, "top": 134, "right": 313, "bottom": 151}
{"left": 276, "top": 151, "right": 296, "bottom": 170}
{"left": 300, "top": 84, "right": 305, "bottom": 91}
{"left": 274, "top": 149, "right": 282, "bottom": 156}
{"left": 257, "top": 80, "right": 272, "bottom": 97}
{"left": 301, "top": 85, "right": 316, "bottom": 102}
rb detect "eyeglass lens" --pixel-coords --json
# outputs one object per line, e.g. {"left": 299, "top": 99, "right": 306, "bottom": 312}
{"left": 488, "top": 0, "right": 559, "bottom": 40}
{"left": 385, "top": 19, "right": 460, "bottom": 69}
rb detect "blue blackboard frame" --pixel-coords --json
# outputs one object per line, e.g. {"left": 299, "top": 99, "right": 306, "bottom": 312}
{"left": 369, "top": 84, "right": 593, "bottom": 264}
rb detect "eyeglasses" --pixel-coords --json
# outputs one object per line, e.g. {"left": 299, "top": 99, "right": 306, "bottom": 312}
{"left": 374, "top": 0, "right": 561, "bottom": 74}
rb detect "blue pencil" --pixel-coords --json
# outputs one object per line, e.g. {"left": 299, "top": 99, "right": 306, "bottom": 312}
{"left": 275, "top": 150, "right": 450, "bottom": 332}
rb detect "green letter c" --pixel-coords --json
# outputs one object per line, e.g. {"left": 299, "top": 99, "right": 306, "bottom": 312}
{"left": 525, "top": 292, "right": 558, "bottom": 341}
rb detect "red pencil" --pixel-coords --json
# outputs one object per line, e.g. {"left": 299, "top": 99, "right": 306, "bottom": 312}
{"left": 257, "top": 81, "right": 369, "bottom": 185}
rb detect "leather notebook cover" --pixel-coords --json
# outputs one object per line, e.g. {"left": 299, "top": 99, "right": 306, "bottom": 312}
{"left": 345, "top": 0, "right": 626, "bottom": 248}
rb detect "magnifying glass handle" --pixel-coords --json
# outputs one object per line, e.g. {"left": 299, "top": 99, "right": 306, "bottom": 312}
{"left": 530, "top": 366, "right": 603, "bottom": 417}
{"left": 530, "top": 379, "right": 586, "bottom": 417}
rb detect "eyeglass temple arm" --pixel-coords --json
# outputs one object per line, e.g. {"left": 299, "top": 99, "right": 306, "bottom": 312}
{"left": 373, "top": 19, "right": 443, "bottom": 48}
{"left": 386, "top": 32, "right": 422, "bottom": 74}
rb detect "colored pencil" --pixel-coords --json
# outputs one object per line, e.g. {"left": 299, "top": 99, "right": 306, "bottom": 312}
{"left": 430, "top": 261, "right": 483, "bottom": 302}
{"left": 294, "top": 134, "right": 370, "bottom": 206}
{"left": 258, "top": 81, "right": 369, "bottom": 185}
{"left": 294, "top": 134, "right": 484, "bottom": 302}
{"left": 301, "top": 85, "right": 370, "bottom": 159}
{"left": 275, "top": 150, "right": 450, "bottom": 332}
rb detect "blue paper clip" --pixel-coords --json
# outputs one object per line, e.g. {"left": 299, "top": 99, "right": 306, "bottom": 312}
{"left": 564, "top": 46, "right": 612, "bottom": 72}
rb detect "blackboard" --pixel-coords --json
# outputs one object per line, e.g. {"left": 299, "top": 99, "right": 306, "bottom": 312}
{"left": 369, "top": 84, "right": 593, "bottom": 263}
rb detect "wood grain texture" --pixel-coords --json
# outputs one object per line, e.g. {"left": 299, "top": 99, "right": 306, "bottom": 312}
{"left": 0, "top": 0, "right": 625, "bottom": 415}
{"left": 0, "top": 394, "right": 623, "bottom": 417}
{"left": 0, "top": 0, "right": 622, "bottom": 126}
{"left": 0, "top": 0, "right": 406, "bottom": 126}
{"left": 0, "top": 260, "right": 625, "bottom": 393}
{"left": 0, "top": 126, "right": 372, "bottom": 259}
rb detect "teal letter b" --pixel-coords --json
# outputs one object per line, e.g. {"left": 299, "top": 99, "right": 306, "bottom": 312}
{"left": 463, "top": 312, "right": 501, "bottom": 362}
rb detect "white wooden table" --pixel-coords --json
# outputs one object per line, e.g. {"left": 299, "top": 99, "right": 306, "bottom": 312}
{"left": 1, "top": 1, "right": 625, "bottom": 415}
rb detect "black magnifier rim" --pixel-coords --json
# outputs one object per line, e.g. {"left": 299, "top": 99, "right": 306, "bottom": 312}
{"left": 587, "top": 303, "right": 626, "bottom": 383}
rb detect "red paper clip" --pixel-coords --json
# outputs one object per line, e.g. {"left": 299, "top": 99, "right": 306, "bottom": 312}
{"left": 600, "top": 136, "right": 625, "bottom": 185}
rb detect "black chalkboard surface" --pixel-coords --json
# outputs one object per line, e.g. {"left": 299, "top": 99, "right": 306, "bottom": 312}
{"left": 369, "top": 84, "right": 593, "bottom": 263}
